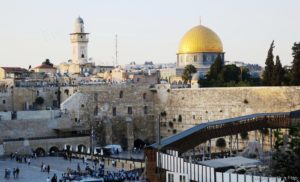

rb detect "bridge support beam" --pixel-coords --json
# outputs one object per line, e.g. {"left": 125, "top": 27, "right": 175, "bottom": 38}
{"left": 229, "top": 135, "right": 233, "bottom": 156}
{"left": 209, "top": 139, "right": 211, "bottom": 159}
{"left": 270, "top": 129, "right": 273, "bottom": 151}
{"left": 236, "top": 134, "right": 239, "bottom": 154}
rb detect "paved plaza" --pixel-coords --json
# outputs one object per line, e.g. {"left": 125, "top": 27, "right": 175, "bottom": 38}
{"left": 0, "top": 156, "right": 117, "bottom": 182}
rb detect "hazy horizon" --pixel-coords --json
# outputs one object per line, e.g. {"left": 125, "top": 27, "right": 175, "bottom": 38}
{"left": 1, "top": 0, "right": 300, "bottom": 68}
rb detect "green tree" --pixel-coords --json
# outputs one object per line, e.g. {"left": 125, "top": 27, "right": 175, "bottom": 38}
{"left": 272, "top": 56, "right": 284, "bottom": 86}
{"left": 241, "top": 67, "right": 251, "bottom": 81}
{"left": 291, "top": 42, "right": 300, "bottom": 85}
{"left": 262, "top": 41, "right": 275, "bottom": 86}
{"left": 35, "top": 97, "right": 44, "bottom": 105}
{"left": 42, "top": 59, "right": 54, "bottom": 67}
{"left": 282, "top": 67, "right": 291, "bottom": 86}
{"left": 207, "top": 54, "right": 223, "bottom": 80}
{"left": 272, "top": 126, "right": 300, "bottom": 181}
{"left": 181, "top": 64, "right": 197, "bottom": 83}
{"left": 220, "top": 64, "right": 241, "bottom": 83}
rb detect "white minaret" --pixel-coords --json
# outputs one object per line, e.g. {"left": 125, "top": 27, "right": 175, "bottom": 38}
{"left": 70, "top": 17, "right": 89, "bottom": 65}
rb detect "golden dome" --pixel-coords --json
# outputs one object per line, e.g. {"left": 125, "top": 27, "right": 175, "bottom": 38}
{"left": 178, "top": 25, "right": 223, "bottom": 54}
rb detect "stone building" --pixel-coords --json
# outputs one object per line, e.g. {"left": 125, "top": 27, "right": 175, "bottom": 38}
{"left": 0, "top": 67, "right": 28, "bottom": 80}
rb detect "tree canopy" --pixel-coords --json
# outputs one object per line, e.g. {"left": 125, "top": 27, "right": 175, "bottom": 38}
{"left": 42, "top": 59, "right": 54, "bottom": 67}
{"left": 181, "top": 64, "right": 197, "bottom": 83}
{"left": 35, "top": 97, "right": 44, "bottom": 105}
{"left": 207, "top": 54, "right": 223, "bottom": 81}
{"left": 262, "top": 41, "right": 275, "bottom": 86}
{"left": 272, "top": 125, "right": 300, "bottom": 181}
{"left": 220, "top": 64, "right": 241, "bottom": 83}
{"left": 291, "top": 42, "right": 300, "bottom": 85}
{"left": 272, "top": 56, "right": 284, "bottom": 86}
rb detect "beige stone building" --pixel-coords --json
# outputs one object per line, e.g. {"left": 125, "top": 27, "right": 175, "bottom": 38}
{"left": 0, "top": 67, "right": 28, "bottom": 80}
{"left": 32, "top": 64, "right": 57, "bottom": 75}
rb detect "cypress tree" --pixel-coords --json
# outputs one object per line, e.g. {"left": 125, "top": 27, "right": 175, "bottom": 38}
{"left": 207, "top": 54, "right": 223, "bottom": 80}
{"left": 272, "top": 56, "right": 284, "bottom": 86}
{"left": 262, "top": 41, "right": 275, "bottom": 86}
{"left": 291, "top": 42, "right": 300, "bottom": 85}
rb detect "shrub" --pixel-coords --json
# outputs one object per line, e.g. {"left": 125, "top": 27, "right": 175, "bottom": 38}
{"left": 35, "top": 97, "right": 44, "bottom": 105}
{"left": 64, "top": 89, "right": 69, "bottom": 96}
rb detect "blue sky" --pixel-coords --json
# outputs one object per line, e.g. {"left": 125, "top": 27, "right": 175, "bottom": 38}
{"left": 0, "top": 0, "right": 299, "bottom": 68}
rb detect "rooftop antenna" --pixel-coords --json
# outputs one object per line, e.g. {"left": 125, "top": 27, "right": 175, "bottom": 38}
{"left": 115, "top": 34, "right": 118, "bottom": 67}
{"left": 199, "top": 16, "right": 202, "bottom": 25}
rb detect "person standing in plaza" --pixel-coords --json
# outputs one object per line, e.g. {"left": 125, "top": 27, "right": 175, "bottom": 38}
{"left": 47, "top": 176, "right": 50, "bottom": 182}
{"left": 16, "top": 167, "right": 20, "bottom": 178}
{"left": 13, "top": 168, "right": 16, "bottom": 178}
{"left": 47, "top": 165, "right": 50, "bottom": 174}
{"left": 27, "top": 158, "right": 31, "bottom": 165}
{"left": 51, "top": 173, "right": 57, "bottom": 182}
{"left": 77, "top": 163, "right": 80, "bottom": 172}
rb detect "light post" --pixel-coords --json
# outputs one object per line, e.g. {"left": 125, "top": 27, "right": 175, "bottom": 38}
{"left": 90, "top": 125, "right": 94, "bottom": 159}
{"left": 157, "top": 114, "right": 162, "bottom": 181}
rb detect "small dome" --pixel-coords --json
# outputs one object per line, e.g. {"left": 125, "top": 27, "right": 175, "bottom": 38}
{"left": 178, "top": 25, "right": 223, "bottom": 54}
{"left": 76, "top": 17, "right": 84, "bottom": 24}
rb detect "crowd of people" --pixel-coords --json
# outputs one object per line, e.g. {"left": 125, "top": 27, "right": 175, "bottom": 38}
{"left": 4, "top": 167, "right": 20, "bottom": 179}
{"left": 58, "top": 157, "right": 143, "bottom": 182}
{"left": 3, "top": 151, "right": 144, "bottom": 182}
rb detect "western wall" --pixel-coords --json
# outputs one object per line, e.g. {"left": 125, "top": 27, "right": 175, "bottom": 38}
{"left": 154, "top": 85, "right": 300, "bottom": 148}
{"left": 2, "top": 85, "right": 300, "bottom": 154}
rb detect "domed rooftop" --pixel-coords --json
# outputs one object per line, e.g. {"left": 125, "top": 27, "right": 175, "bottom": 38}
{"left": 178, "top": 25, "right": 223, "bottom": 54}
{"left": 76, "top": 16, "right": 84, "bottom": 24}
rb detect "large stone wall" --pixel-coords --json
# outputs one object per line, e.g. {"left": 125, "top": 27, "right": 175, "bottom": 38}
{"left": 154, "top": 86, "right": 300, "bottom": 137}
{"left": 60, "top": 84, "right": 157, "bottom": 149}
{"left": 2, "top": 84, "right": 300, "bottom": 154}
{"left": 0, "top": 86, "right": 78, "bottom": 111}
{"left": 17, "top": 110, "right": 61, "bottom": 120}
{"left": 0, "top": 119, "right": 57, "bottom": 140}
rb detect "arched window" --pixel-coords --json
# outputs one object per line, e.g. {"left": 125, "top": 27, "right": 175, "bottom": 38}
{"left": 81, "top": 54, "right": 85, "bottom": 58}
{"left": 119, "top": 91, "right": 123, "bottom": 98}
{"left": 143, "top": 93, "right": 147, "bottom": 100}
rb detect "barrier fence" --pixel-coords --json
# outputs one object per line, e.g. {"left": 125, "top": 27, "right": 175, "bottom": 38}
{"left": 157, "top": 151, "right": 284, "bottom": 182}
{"left": 71, "top": 152, "right": 145, "bottom": 171}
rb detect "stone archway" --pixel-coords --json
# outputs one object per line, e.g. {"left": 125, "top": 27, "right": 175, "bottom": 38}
{"left": 64, "top": 144, "right": 72, "bottom": 151}
{"left": 35, "top": 147, "right": 46, "bottom": 157}
{"left": 49, "top": 146, "right": 59, "bottom": 156}
{"left": 77, "top": 144, "right": 87, "bottom": 153}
